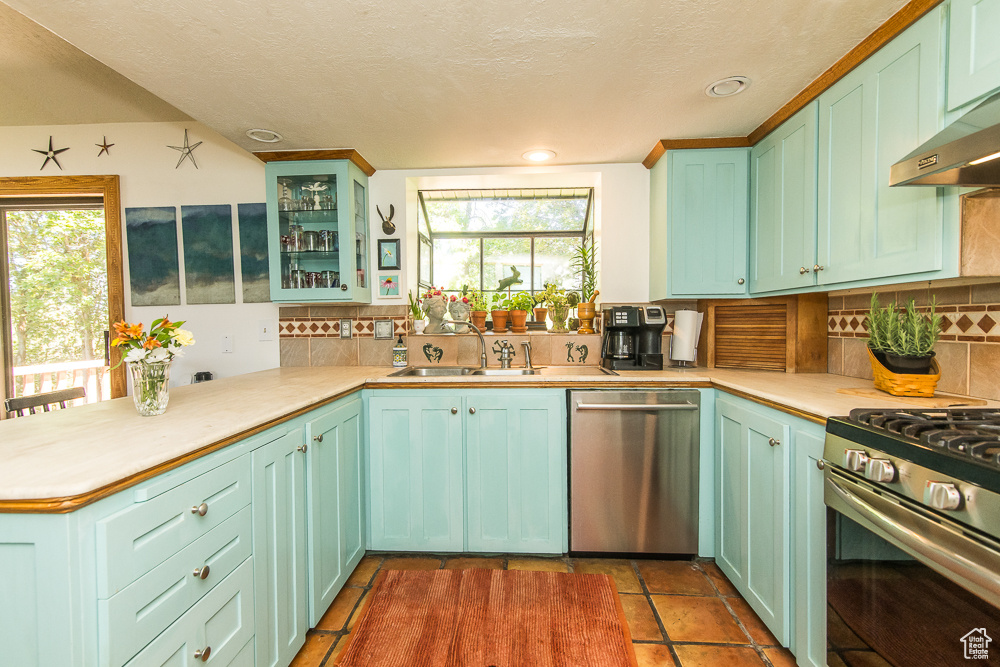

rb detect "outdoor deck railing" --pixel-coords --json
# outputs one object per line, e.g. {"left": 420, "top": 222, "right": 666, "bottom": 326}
{"left": 12, "top": 359, "right": 110, "bottom": 405}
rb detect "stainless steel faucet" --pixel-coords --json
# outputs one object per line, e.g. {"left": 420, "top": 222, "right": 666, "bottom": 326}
{"left": 441, "top": 319, "right": 488, "bottom": 369}
{"left": 521, "top": 341, "right": 534, "bottom": 369}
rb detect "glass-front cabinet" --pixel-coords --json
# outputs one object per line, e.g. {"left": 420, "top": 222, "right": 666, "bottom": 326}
{"left": 266, "top": 159, "right": 371, "bottom": 303}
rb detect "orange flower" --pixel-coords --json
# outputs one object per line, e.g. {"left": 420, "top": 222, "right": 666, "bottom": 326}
{"left": 142, "top": 336, "right": 162, "bottom": 350}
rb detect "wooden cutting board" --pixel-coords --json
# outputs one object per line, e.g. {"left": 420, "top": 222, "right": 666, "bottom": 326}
{"left": 836, "top": 387, "right": 988, "bottom": 407}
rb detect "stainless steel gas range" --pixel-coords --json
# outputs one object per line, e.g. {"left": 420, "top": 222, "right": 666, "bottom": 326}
{"left": 823, "top": 408, "right": 1000, "bottom": 666}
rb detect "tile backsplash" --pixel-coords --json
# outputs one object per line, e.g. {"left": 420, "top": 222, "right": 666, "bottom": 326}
{"left": 827, "top": 282, "right": 1000, "bottom": 399}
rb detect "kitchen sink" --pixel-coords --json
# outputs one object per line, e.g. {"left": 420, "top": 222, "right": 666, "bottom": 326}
{"left": 387, "top": 366, "right": 476, "bottom": 377}
{"left": 470, "top": 368, "right": 542, "bottom": 376}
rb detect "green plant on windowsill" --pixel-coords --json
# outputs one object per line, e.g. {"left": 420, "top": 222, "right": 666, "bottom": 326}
{"left": 407, "top": 290, "right": 423, "bottom": 320}
{"left": 467, "top": 289, "right": 489, "bottom": 313}
{"left": 867, "top": 293, "right": 942, "bottom": 374}
{"left": 570, "top": 239, "right": 598, "bottom": 303}
{"left": 507, "top": 291, "right": 535, "bottom": 313}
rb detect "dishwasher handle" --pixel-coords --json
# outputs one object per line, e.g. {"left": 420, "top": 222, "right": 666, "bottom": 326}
{"left": 574, "top": 401, "right": 698, "bottom": 411}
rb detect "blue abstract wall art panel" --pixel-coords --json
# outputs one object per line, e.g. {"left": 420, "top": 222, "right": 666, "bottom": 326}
{"left": 181, "top": 204, "right": 235, "bottom": 304}
{"left": 237, "top": 203, "right": 270, "bottom": 303}
{"left": 125, "top": 206, "right": 181, "bottom": 306}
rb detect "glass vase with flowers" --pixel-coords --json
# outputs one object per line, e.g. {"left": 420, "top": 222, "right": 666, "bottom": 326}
{"left": 111, "top": 317, "right": 195, "bottom": 416}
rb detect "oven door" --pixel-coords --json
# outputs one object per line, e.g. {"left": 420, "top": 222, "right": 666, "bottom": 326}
{"left": 824, "top": 467, "right": 1000, "bottom": 666}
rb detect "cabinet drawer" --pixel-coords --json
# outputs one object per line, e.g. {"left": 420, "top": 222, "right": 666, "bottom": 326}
{"left": 100, "top": 507, "right": 252, "bottom": 667}
{"left": 97, "top": 456, "right": 251, "bottom": 597}
{"left": 123, "top": 557, "right": 255, "bottom": 667}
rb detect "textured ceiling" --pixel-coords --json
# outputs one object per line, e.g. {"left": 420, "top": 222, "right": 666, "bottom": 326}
{"left": 3, "top": 0, "right": 910, "bottom": 169}
{"left": 0, "top": 2, "right": 188, "bottom": 125}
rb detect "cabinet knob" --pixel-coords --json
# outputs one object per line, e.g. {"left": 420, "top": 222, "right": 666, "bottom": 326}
{"left": 799, "top": 266, "right": 809, "bottom": 275}
{"left": 813, "top": 264, "right": 824, "bottom": 272}
{"left": 194, "top": 646, "right": 211, "bottom": 662}
{"left": 341, "top": 284, "right": 348, "bottom": 291}
{"left": 737, "top": 278, "right": 745, "bottom": 285}
{"left": 469, "top": 407, "right": 476, "bottom": 414}
{"left": 817, "top": 459, "right": 826, "bottom": 471}
{"left": 193, "top": 565, "right": 210, "bottom": 580}
{"left": 313, "top": 433, "right": 324, "bottom": 442}
{"left": 451, "top": 407, "right": 458, "bottom": 414}
{"left": 297, "top": 444, "right": 308, "bottom": 453}
{"left": 191, "top": 502, "right": 208, "bottom": 516}
{"left": 768, "top": 438, "right": 780, "bottom": 447}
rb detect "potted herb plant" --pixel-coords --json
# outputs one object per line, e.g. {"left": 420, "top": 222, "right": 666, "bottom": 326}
{"left": 571, "top": 239, "right": 599, "bottom": 333}
{"left": 507, "top": 291, "right": 535, "bottom": 333}
{"left": 467, "top": 289, "right": 489, "bottom": 331}
{"left": 532, "top": 290, "right": 548, "bottom": 325}
{"left": 490, "top": 292, "right": 509, "bottom": 333}
{"left": 867, "top": 294, "right": 943, "bottom": 396}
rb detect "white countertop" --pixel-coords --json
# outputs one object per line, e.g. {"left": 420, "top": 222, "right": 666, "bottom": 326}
{"left": 1, "top": 364, "right": 991, "bottom": 506}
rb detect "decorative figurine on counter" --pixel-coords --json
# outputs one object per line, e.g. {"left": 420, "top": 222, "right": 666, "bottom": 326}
{"left": 422, "top": 288, "right": 453, "bottom": 334}
{"left": 496, "top": 266, "right": 523, "bottom": 292}
{"left": 448, "top": 294, "right": 471, "bottom": 333}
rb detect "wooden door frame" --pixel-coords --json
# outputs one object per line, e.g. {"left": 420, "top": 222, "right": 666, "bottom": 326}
{"left": 0, "top": 175, "right": 126, "bottom": 399}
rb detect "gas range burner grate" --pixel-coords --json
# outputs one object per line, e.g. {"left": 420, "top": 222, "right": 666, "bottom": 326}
{"left": 848, "top": 408, "right": 1000, "bottom": 469}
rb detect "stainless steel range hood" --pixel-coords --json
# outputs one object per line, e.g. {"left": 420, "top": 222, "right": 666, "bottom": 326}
{"left": 890, "top": 92, "right": 1000, "bottom": 187}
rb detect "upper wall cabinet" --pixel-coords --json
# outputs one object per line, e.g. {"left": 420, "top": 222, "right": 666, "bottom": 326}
{"left": 750, "top": 102, "right": 819, "bottom": 294}
{"left": 816, "top": 7, "right": 945, "bottom": 286}
{"left": 649, "top": 148, "right": 750, "bottom": 299}
{"left": 266, "top": 160, "right": 371, "bottom": 303}
{"left": 948, "top": 0, "right": 1000, "bottom": 110}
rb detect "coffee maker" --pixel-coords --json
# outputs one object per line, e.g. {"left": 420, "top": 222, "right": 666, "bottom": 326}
{"left": 600, "top": 306, "right": 667, "bottom": 370}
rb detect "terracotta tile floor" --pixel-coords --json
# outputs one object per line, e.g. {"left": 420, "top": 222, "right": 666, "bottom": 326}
{"left": 290, "top": 554, "right": 796, "bottom": 667}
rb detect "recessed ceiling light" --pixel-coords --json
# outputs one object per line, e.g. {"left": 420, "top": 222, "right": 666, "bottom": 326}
{"left": 523, "top": 149, "right": 556, "bottom": 162}
{"left": 246, "top": 128, "right": 283, "bottom": 143}
{"left": 705, "top": 76, "right": 751, "bottom": 98}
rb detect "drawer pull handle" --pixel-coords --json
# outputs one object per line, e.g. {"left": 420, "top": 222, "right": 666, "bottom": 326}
{"left": 469, "top": 407, "right": 476, "bottom": 414}
{"left": 314, "top": 433, "right": 324, "bottom": 442}
{"left": 799, "top": 266, "right": 809, "bottom": 275}
{"left": 451, "top": 407, "right": 458, "bottom": 414}
{"left": 191, "top": 503, "right": 208, "bottom": 516}
{"left": 297, "top": 444, "right": 308, "bottom": 453}
{"left": 193, "top": 565, "right": 210, "bottom": 580}
{"left": 194, "top": 646, "right": 211, "bottom": 661}
{"left": 768, "top": 438, "right": 780, "bottom": 447}
{"left": 817, "top": 459, "right": 826, "bottom": 470}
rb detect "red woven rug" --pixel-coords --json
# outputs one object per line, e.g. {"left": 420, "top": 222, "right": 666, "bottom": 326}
{"left": 335, "top": 568, "right": 638, "bottom": 667}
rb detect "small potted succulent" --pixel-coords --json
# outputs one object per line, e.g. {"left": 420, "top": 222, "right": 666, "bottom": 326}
{"left": 866, "top": 294, "right": 943, "bottom": 396}
{"left": 507, "top": 291, "right": 535, "bottom": 333}
{"left": 490, "top": 292, "right": 509, "bottom": 333}
{"left": 467, "top": 289, "right": 489, "bottom": 331}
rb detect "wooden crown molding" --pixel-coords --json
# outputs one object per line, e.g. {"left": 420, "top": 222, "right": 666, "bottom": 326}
{"left": 251, "top": 149, "right": 376, "bottom": 177}
{"left": 643, "top": 0, "right": 945, "bottom": 169}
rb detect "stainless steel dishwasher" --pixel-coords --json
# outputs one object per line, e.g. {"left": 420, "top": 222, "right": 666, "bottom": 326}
{"left": 569, "top": 390, "right": 700, "bottom": 554}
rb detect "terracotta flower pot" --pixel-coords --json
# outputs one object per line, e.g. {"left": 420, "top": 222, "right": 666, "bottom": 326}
{"left": 470, "top": 310, "right": 488, "bottom": 331}
{"left": 491, "top": 309, "right": 509, "bottom": 333}
{"left": 533, "top": 307, "right": 548, "bottom": 324}
{"left": 509, "top": 309, "right": 529, "bottom": 333}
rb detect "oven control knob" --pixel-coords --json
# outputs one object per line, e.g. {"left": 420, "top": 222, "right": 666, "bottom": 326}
{"left": 864, "top": 458, "right": 895, "bottom": 483}
{"left": 924, "top": 481, "right": 962, "bottom": 511}
{"left": 844, "top": 449, "right": 869, "bottom": 472}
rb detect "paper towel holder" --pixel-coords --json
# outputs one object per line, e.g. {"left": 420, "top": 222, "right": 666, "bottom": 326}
{"left": 669, "top": 309, "right": 704, "bottom": 369}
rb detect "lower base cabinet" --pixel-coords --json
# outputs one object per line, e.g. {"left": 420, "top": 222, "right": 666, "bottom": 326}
{"left": 716, "top": 395, "right": 827, "bottom": 661}
{"left": 367, "top": 389, "right": 567, "bottom": 554}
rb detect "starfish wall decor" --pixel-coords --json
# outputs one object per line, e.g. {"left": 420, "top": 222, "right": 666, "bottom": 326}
{"left": 168, "top": 129, "right": 203, "bottom": 169}
{"left": 32, "top": 136, "right": 69, "bottom": 171}
{"left": 96, "top": 136, "right": 114, "bottom": 156}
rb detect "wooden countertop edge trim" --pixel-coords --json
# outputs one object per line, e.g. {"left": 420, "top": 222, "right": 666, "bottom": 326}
{"left": 251, "top": 149, "right": 376, "bottom": 177}
{"left": 642, "top": 0, "right": 945, "bottom": 168}
{"left": 0, "top": 377, "right": 827, "bottom": 513}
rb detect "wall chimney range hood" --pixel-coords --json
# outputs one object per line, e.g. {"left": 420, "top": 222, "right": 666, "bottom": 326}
{"left": 891, "top": 92, "right": 1000, "bottom": 187}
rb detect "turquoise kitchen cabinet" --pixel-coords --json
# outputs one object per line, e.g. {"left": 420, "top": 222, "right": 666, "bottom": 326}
{"left": 715, "top": 396, "right": 791, "bottom": 646}
{"left": 750, "top": 102, "right": 819, "bottom": 293}
{"left": 817, "top": 8, "right": 946, "bottom": 286}
{"left": 304, "top": 398, "right": 365, "bottom": 626}
{"left": 791, "top": 424, "right": 827, "bottom": 667}
{"left": 266, "top": 159, "right": 371, "bottom": 303}
{"left": 367, "top": 394, "right": 466, "bottom": 551}
{"left": 465, "top": 391, "right": 567, "bottom": 553}
{"left": 366, "top": 389, "right": 567, "bottom": 554}
{"left": 948, "top": 0, "right": 1000, "bottom": 110}
{"left": 649, "top": 148, "right": 750, "bottom": 299}
{"left": 252, "top": 428, "right": 309, "bottom": 667}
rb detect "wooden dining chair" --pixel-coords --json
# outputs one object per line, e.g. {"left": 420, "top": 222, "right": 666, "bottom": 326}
{"left": 4, "top": 386, "right": 86, "bottom": 417}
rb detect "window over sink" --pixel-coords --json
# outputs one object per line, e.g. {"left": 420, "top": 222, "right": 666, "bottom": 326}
{"left": 416, "top": 188, "right": 593, "bottom": 300}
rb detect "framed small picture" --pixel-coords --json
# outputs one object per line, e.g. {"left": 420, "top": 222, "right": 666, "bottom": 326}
{"left": 374, "top": 319, "right": 394, "bottom": 339}
{"left": 379, "top": 274, "right": 400, "bottom": 297}
{"left": 378, "top": 239, "right": 401, "bottom": 270}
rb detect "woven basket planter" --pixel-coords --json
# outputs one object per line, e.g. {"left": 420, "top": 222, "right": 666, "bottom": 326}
{"left": 867, "top": 348, "right": 940, "bottom": 398}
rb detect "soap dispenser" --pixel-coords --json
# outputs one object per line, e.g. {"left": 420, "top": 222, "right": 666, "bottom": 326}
{"left": 392, "top": 335, "right": 407, "bottom": 368}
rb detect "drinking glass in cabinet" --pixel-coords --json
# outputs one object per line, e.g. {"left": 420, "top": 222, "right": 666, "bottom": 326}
{"left": 303, "top": 231, "right": 319, "bottom": 252}
{"left": 288, "top": 224, "right": 304, "bottom": 251}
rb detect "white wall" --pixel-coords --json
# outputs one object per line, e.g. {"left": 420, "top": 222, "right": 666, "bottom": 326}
{"left": 0, "top": 121, "right": 279, "bottom": 385}
{"left": 367, "top": 163, "right": 650, "bottom": 304}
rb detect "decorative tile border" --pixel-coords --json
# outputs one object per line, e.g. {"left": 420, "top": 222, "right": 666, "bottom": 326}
{"left": 828, "top": 306, "right": 1000, "bottom": 343}
{"left": 279, "top": 316, "right": 407, "bottom": 339}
